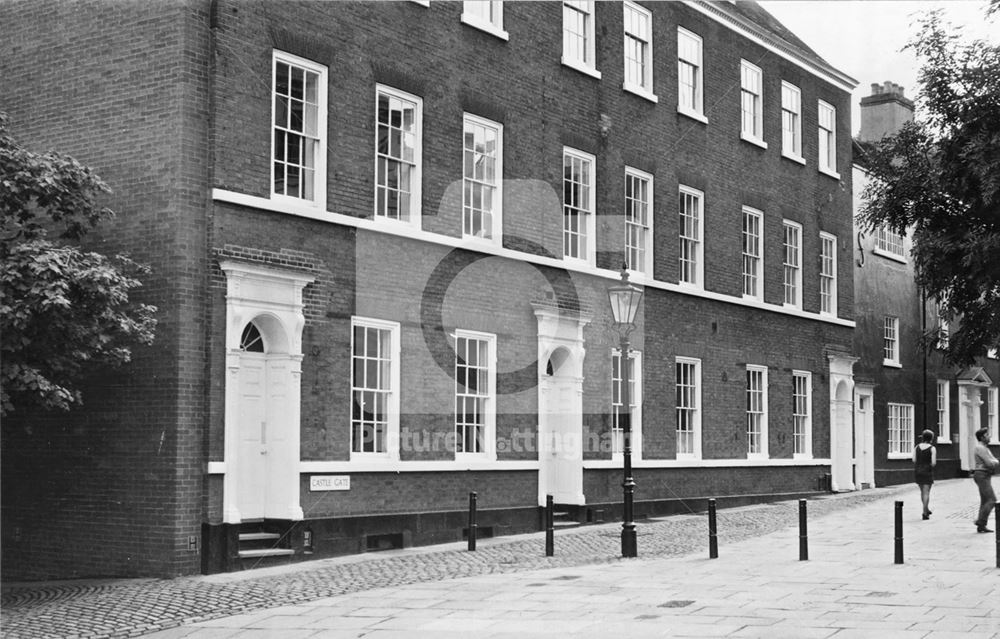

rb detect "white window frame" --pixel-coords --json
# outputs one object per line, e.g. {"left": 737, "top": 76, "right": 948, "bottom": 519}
{"left": 461, "top": 1, "right": 508, "bottom": 40}
{"left": 462, "top": 113, "right": 503, "bottom": 243}
{"left": 792, "top": 370, "right": 812, "bottom": 459}
{"left": 819, "top": 232, "right": 837, "bottom": 317}
{"left": 678, "top": 185, "right": 704, "bottom": 289}
{"left": 883, "top": 316, "right": 900, "bottom": 367}
{"left": 989, "top": 387, "right": 999, "bottom": 444}
{"left": 936, "top": 380, "right": 951, "bottom": 443}
{"left": 562, "top": 147, "right": 596, "bottom": 265}
{"left": 562, "top": 0, "right": 601, "bottom": 79}
{"left": 817, "top": 100, "right": 839, "bottom": 178}
{"left": 742, "top": 206, "right": 763, "bottom": 302}
{"left": 740, "top": 60, "right": 765, "bottom": 148}
{"left": 374, "top": 84, "right": 423, "bottom": 226}
{"left": 874, "top": 227, "right": 906, "bottom": 262}
{"left": 271, "top": 50, "right": 327, "bottom": 209}
{"left": 677, "top": 27, "right": 706, "bottom": 123}
{"left": 350, "top": 317, "right": 401, "bottom": 461}
{"left": 623, "top": 1, "right": 656, "bottom": 102}
{"left": 611, "top": 349, "right": 643, "bottom": 460}
{"left": 782, "top": 220, "right": 802, "bottom": 309}
{"left": 454, "top": 329, "right": 497, "bottom": 460}
{"left": 675, "top": 357, "right": 702, "bottom": 460}
{"left": 781, "top": 81, "right": 804, "bottom": 164}
{"left": 935, "top": 299, "right": 950, "bottom": 350}
{"left": 746, "top": 365, "right": 769, "bottom": 459}
{"left": 624, "top": 167, "right": 654, "bottom": 276}
{"left": 887, "top": 403, "right": 914, "bottom": 459}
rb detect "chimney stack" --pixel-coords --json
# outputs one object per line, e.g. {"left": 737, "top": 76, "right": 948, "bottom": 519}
{"left": 859, "top": 81, "right": 915, "bottom": 142}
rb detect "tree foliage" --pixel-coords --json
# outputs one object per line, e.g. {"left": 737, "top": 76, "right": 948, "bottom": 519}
{"left": 858, "top": 8, "right": 1000, "bottom": 366}
{"left": 1, "top": 113, "right": 157, "bottom": 416}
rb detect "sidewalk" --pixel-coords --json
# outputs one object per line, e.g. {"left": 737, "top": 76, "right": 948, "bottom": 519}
{"left": 3, "top": 479, "right": 998, "bottom": 638}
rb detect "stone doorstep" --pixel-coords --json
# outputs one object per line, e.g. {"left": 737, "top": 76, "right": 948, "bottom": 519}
{"left": 238, "top": 548, "right": 295, "bottom": 559}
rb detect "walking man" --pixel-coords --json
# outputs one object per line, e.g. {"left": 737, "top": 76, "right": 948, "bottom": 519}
{"left": 972, "top": 427, "right": 999, "bottom": 533}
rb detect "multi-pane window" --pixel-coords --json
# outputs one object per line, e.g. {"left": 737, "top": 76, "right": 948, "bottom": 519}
{"left": 623, "top": 1, "right": 653, "bottom": 95}
{"left": 820, "top": 233, "right": 837, "bottom": 316}
{"left": 818, "top": 100, "right": 837, "bottom": 175}
{"left": 936, "top": 380, "right": 950, "bottom": 441}
{"left": 781, "top": 82, "right": 802, "bottom": 160}
{"left": 677, "top": 27, "right": 704, "bottom": 118}
{"left": 463, "top": 114, "right": 502, "bottom": 240}
{"left": 746, "top": 366, "right": 768, "bottom": 457}
{"left": 888, "top": 403, "right": 914, "bottom": 456}
{"left": 782, "top": 221, "right": 801, "bottom": 308}
{"left": 455, "top": 332, "right": 495, "bottom": 456}
{"left": 272, "top": 51, "right": 326, "bottom": 205}
{"left": 462, "top": 1, "right": 506, "bottom": 37}
{"left": 742, "top": 207, "right": 763, "bottom": 300}
{"left": 875, "top": 227, "right": 905, "bottom": 259}
{"left": 740, "top": 60, "right": 764, "bottom": 143}
{"left": 612, "top": 350, "right": 641, "bottom": 456}
{"left": 678, "top": 186, "right": 703, "bottom": 287}
{"left": 883, "top": 316, "right": 900, "bottom": 366}
{"left": 676, "top": 357, "right": 701, "bottom": 458}
{"left": 563, "top": 0, "right": 597, "bottom": 72}
{"left": 989, "top": 387, "right": 999, "bottom": 443}
{"left": 351, "top": 319, "right": 399, "bottom": 456}
{"left": 792, "top": 371, "right": 812, "bottom": 457}
{"left": 625, "top": 168, "right": 652, "bottom": 275}
{"left": 563, "top": 148, "right": 595, "bottom": 263}
{"left": 375, "top": 86, "right": 422, "bottom": 223}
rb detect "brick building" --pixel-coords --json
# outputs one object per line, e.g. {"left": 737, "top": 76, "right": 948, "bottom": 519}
{"left": 1, "top": 0, "right": 860, "bottom": 579}
{"left": 852, "top": 82, "right": 1000, "bottom": 488}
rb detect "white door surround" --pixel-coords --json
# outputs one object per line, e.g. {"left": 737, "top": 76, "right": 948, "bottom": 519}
{"left": 534, "top": 303, "right": 590, "bottom": 506}
{"left": 827, "top": 352, "right": 858, "bottom": 492}
{"left": 957, "top": 367, "right": 993, "bottom": 472}
{"left": 221, "top": 260, "right": 314, "bottom": 524}
{"left": 853, "top": 383, "right": 875, "bottom": 489}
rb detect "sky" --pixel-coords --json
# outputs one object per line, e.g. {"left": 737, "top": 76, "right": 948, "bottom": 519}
{"left": 758, "top": 0, "right": 999, "bottom": 134}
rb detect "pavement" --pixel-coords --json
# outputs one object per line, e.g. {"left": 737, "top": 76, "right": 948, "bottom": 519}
{"left": 2, "top": 478, "right": 998, "bottom": 638}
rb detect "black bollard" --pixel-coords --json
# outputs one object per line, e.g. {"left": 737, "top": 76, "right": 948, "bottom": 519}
{"left": 894, "top": 501, "right": 903, "bottom": 564}
{"left": 468, "top": 491, "right": 477, "bottom": 551}
{"left": 799, "top": 499, "right": 808, "bottom": 561}
{"left": 995, "top": 504, "right": 999, "bottom": 569}
{"left": 545, "top": 494, "right": 554, "bottom": 557}
{"left": 708, "top": 498, "right": 718, "bottom": 559}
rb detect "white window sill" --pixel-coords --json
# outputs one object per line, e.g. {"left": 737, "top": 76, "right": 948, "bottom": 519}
{"left": 623, "top": 83, "right": 658, "bottom": 103}
{"left": 781, "top": 151, "right": 806, "bottom": 165}
{"left": 740, "top": 133, "right": 767, "bottom": 150}
{"left": 371, "top": 214, "right": 421, "bottom": 230}
{"left": 819, "top": 166, "right": 841, "bottom": 180}
{"left": 883, "top": 360, "right": 902, "bottom": 369}
{"left": 820, "top": 310, "right": 838, "bottom": 319}
{"left": 349, "top": 454, "right": 400, "bottom": 463}
{"left": 747, "top": 453, "right": 770, "bottom": 461}
{"left": 793, "top": 453, "right": 813, "bottom": 461}
{"left": 562, "top": 254, "right": 596, "bottom": 268}
{"left": 409, "top": 0, "right": 429, "bottom": 5}
{"left": 678, "top": 280, "right": 704, "bottom": 292}
{"left": 783, "top": 302, "right": 802, "bottom": 311}
{"left": 561, "top": 57, "right": 602, "bottom": 80}
{"left": 456, "top": 453, "right": 498, "bottom": 462}
{"left": 888, "top": 452, "right": 911, "bottom": 460}
{"left": 271, "top": 192, "right": 326, "bottom": 211}
{"left": 460, "top": 15, "right": 509, "bottom": 40}
{"left": 461, "top": 232, "right": 501, "bottom": 248}
{"left": 937, "top": 438, "right": 952, "bottom": 444}
{"left": 678, "top": 107, "right": 708, "bottom": 125}
{"left": 675, "top": 453, "right": 701, "bottom": 461}
{"left": 873, "top": 247, "right": 907, "bottom": 264}
{"left": 743, "top": 293, "right": 764, "bottom": 303}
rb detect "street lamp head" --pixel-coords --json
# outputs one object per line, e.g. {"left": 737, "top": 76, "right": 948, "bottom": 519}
{"left": 607, "top": 263, "right": 643, "bottom": 329}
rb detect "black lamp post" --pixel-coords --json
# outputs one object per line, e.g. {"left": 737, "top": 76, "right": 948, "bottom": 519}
{"left": 607, "top": 264, "right": 643, "bottom": 558}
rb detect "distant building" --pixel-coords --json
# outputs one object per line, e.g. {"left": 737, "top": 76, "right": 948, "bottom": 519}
{"left": 2, "top": 0, "right": 860, "bottom": 579}
{"left": 852, "top": 82, "right": 1000, "bottom": 487}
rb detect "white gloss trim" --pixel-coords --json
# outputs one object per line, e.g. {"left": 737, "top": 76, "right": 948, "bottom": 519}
{"left": 208, "top": 462, "right": 226, "bottom": 474}
{"left": 561, "top": 57, "right": 603, "bottom": 80}
{"left": 300, "top": 460, "right": 540, "bottom": 473}
{"left": 623, "top": 83, "right": 659, "bottom": 103}
{"left": 819, "top": 166, "right": 842, "bottom": 180}
{"left": 461, "top": 14, "right": 509, "bottom": 40}
{"left": 583, "top": 457, "right": 831, "bottom": 469}
{"left": 678, "top": 107, "right": 709, "bottom": 124}
{"left": 782, "top": 151, "right": 806, "bottom": 165}
{"left": 211, "top": 188, "right": 856, "bottom": 328}
{"left": 873, "top": 247, "right": 907, "bottom": 264}
{"left": 740, "top": 134, "right": 767, "bottom": 149}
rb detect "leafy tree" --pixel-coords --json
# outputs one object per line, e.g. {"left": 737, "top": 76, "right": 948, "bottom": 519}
{"left": 1, "top": 113, "right": 157, "bottom": 417}
{"left": 858, "top": 7, "right": 1000, "bottom": 366}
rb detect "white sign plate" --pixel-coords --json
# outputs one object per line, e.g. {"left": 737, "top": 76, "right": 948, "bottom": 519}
{"left": 310, "top": 475, "right": 350, "bottom": 491}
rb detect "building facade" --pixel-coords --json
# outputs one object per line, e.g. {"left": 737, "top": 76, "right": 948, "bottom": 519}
{"left": 852, "top": 82, "right": 1000, "bottom": 488}
{"left": 1, "top": 0, "right": 859, "bottom": 579}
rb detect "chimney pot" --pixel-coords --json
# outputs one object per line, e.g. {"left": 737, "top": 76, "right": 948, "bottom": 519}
{"left": 871, "top": 83, "right": 881, "bottom": 95}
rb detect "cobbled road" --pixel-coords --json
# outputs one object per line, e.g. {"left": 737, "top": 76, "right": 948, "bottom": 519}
{"left": 0, "top": 487, "right": 909, "bottom": 639}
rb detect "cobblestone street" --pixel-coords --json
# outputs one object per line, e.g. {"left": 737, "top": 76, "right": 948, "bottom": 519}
{"left": 0, "top": 486, "right": 920, "bottom": 639}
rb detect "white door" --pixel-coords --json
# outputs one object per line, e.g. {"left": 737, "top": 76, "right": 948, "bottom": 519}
{"left": 854, "top": 387, "right": 875, "bottom": 488}
{"left": 237, "top": 353, "right": 268, "bottom": 519}
{"left": 541, "top": 378, "right": 583, "bottom": 504}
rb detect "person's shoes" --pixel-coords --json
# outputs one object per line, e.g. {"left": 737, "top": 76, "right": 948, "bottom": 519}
{"left": 977, "top": 526, "right": 993, "bottom": 533}
{"left": 922, "top": 513, "right": 930, "bottom": 520}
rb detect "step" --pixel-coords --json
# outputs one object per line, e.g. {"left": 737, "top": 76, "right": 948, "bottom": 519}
{"left": 238, "top": 548, "right": 295, "bottom": 559}
{"left": 239, "top": 532, "right": 281, "bottom": 542}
